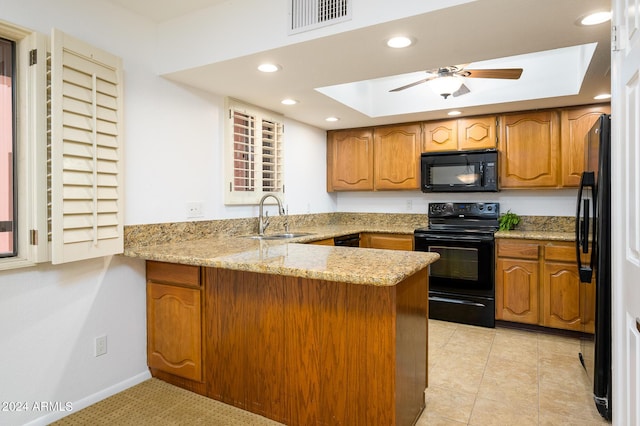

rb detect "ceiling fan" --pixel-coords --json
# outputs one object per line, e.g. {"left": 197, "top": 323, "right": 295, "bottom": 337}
{"left": 389, "top": 65, "right": 523, "bottom": 99}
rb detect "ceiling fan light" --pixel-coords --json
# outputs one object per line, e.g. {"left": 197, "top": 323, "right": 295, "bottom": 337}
{"left": 428, "top": 76, "right": 463, "bottom": 98}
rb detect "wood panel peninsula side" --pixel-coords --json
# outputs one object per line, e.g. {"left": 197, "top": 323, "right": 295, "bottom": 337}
{"left": 135, "top": 236, "right": 438, "bottom": 426}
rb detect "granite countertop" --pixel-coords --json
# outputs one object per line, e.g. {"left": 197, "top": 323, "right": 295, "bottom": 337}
{"left": 124, "top": 213, "right": 576, "bottom": 285}
{"left": 494, "top": 215, "right": 576, "bottom": 241}
{"left": 125, "top": 224, "right": 438, "bottom": 286}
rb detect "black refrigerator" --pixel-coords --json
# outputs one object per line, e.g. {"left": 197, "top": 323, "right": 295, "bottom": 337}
{"left": 576, "top": 113, "right": 612, "bottom": 421}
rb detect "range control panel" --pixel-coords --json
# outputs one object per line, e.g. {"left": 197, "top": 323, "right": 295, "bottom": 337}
{"left": 428, "top": 202, "right": 500, "bottom": 219}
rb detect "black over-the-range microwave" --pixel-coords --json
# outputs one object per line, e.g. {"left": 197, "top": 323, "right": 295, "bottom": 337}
{"left": 420, "top": 149, "right": 498, "bottom": 192}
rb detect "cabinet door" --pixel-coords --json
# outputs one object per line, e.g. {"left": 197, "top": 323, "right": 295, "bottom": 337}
{"left": 560, "top": 104, "right": 611, "bottom": 187}
{"left": 544, "top": 242, "right": 596, "bottom": 332}
{"left": 542, "top": 262, "right": 582, "bottom": 331}
{"left": 458, "top": 116, "right": 497, "bottom": 150}
{"left": 361, "top": 233, "right": 413, "bottom": 251}
{"left": 499, "top": 110, "right": 560, "bottom": 188}
{"left": 422, "top": 120, "right": 457, "bottom": 152}
{"left": 374, "top": 124, "right": 422, "bottom": 190}
{"left": 309, "top": 238, "right": 335, "bottom": 246}
{"left": 147, "top": 281, "right": 202, "bottom": 382}
{"left": 327, "top": 129, "right": 374, "bottom": 191}
{"left": 496, "top": 258, "right": 539, "bottom": 324}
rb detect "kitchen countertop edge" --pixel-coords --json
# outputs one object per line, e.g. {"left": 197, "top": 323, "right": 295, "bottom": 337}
{"left": 126, "top": 225, "right": 438, "bottom": 287}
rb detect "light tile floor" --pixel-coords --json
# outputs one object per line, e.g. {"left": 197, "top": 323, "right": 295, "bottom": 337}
{"left": 418, "top": 320, "right": 610, "bottom": 425}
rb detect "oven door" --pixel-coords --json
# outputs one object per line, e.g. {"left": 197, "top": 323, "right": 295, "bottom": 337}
{"left": 415, "top": 233, "right": 495, "bottom": 297}
{"left": 415, "top": 231, "right": 496, "bottom": 327}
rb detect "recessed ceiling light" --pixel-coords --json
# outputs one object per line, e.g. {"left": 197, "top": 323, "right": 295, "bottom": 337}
{"left": 281, "top": 98, "right": 298, "bottom": 105}
{"left": 578, "top": 11, "right": 611, "bottom": 26}
{"left": 594, "top": 93, "right": 611, "bottom": 100}
{"left": 386, "top": 36, "right": 414, "bottom": 48}
{"left": 448, "top": 110, "right": 462, "bottom": 116}
{"left": 325, "top": 116, "right": 340, "bottom": 122}
{"left": 258, "top": 63, "right": 281, "bottom": 73}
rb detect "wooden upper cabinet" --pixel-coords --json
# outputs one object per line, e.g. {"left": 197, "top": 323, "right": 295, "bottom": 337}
{"left": 560, "top": 104, "right": 611, "bottom": 187}
{"left": 422, "top": 116, "right": 496, "bottom": 152}
{"left": 327, "top": 128, "right": 374, "bottom": 191}
{"left": 458, "top": 115, "right": 497, "bottom": 150}
{"left": 423, "top": 120, "right": 457, "bottom": 152}
{"left": 373, "top": 123, "right": 422, "bottom": 190}
{"left": 499, "top": 110, "right": 560, "bottom": 188}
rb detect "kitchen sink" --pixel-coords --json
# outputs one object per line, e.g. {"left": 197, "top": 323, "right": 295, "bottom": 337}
{"left": 244, "top": 232, "right": 314, "bottom": 240}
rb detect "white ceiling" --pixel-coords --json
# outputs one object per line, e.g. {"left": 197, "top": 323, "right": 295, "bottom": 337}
{"left": 107, "top": 0, "right": 612, "bottom": 130}
{"left": 108, "top": 0, "right": 229, "bottom": 22}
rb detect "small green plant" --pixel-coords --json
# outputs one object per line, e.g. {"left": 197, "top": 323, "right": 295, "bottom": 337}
{"left": 499, "top": 210, "right": 520, "bottom": 231}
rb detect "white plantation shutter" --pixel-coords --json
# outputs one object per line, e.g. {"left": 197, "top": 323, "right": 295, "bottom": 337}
{"left": 261, "top": 119, "right": 283, "bottom": 193}
{"left": 50, "top": 29, "right": 123, "bottom": 264}
{"left": 231, "top": 110, "right": 256, "bottom": 192}
{"left": 225, "top": 99, "right": 284, "bottom": 205}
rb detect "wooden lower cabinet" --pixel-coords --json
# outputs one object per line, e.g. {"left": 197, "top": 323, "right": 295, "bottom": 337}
{"left": 360, "top": 232, "right": 413, "bottom": 250}
{"left": 543, "top": 261, "right": 582, "bottom": 330}
{"left": 495, "top": 239, "right": 595, "bottom": 332}
{"left": 308, "top": 237, "right": 334, "bottom": 245}
{"left": 146, "top": 261, "right": 204, "bottom": 386}
{"left": 496, "top": 257, "right": 540, "bottom": 324}
{"left": 146, "top": 260, "right": 428, "bottom": 426}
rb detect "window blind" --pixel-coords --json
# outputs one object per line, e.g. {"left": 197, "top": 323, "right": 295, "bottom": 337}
{"left": 50, "top": 29, "right": 123, "bottom": 264}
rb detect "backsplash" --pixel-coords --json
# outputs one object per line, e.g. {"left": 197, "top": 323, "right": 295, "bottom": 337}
{"left": 516, "top": 215, "right": 575, "bottom": 232}
{"left": 124, "top": 213, "right": 429, "bottom": 248}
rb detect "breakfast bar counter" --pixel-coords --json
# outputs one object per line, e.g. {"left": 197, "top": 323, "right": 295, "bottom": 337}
{"left": 125, "top": 228, "right": 437, "bottom": 286}
{"left": 127, "top": 224, "right": 438, "bottom": 426}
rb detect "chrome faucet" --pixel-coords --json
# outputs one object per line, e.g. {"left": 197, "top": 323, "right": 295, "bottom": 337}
{"left": 258, "top": 194, "right": 285, "bottom": 235}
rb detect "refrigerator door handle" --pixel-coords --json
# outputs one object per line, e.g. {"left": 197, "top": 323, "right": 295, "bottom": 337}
{"left": 576, "top": 172, "right": 595, "bottom": 283}
{"left": 583, "top": 198, "right": 590, "bottom": 254}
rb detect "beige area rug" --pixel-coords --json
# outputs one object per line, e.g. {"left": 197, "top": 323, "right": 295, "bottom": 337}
{"left": 51, "top": 378, "right": 284, "bottom": 425}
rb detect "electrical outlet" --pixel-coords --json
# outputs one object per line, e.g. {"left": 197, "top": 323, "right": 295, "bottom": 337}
{"left": 95, "top": 335, "right": 107, "bottom": 357}
{"left": 186, "top": 202, "right": 203, "bottom": 218}
{"left": 406, "top": 200, "right": 413, "bottom": 211}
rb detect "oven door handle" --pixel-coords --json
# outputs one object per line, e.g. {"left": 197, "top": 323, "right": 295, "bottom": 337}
{"left": 429, "top": 296, "right": 487, "bottom": 308}
{"left": 416, "top": 234, "right": 491, "bottom": 243}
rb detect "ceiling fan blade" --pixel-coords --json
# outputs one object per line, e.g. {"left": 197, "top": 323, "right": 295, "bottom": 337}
{"left": 452, "top": 83, "right": 470, "bottom": 97}
{"left": 389, "top": 76, "right": 436, "bottom": 92}
{"left": 463, "top": 68, "right": 523, "bottom": 79}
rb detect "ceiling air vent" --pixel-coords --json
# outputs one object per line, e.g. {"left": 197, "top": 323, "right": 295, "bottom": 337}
{"left": 289, "top": 0, "right": 352, "bottom": 34}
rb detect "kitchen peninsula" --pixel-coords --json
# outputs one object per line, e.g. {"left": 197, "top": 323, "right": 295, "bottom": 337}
{"left": 125, "top": 220, "right": 438, "bottom": 426}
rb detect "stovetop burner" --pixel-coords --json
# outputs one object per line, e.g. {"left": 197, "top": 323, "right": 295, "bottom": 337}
{"left": 415, "top": 202, "right": 500, "bottom": 235}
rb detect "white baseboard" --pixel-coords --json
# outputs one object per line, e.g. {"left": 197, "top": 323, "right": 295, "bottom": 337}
{"left": 23, "top": 370, "right": 152, "bottom": 426}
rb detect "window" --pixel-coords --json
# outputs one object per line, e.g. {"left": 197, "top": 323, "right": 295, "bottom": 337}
{"left": 1, "top": 37, "right": 16, "bottom": 258}
{"left": 225, "top": 99, "right": 284, "bottom": 205}
{"left": 0, "top": 21, "right": 124, "bottom": 270}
